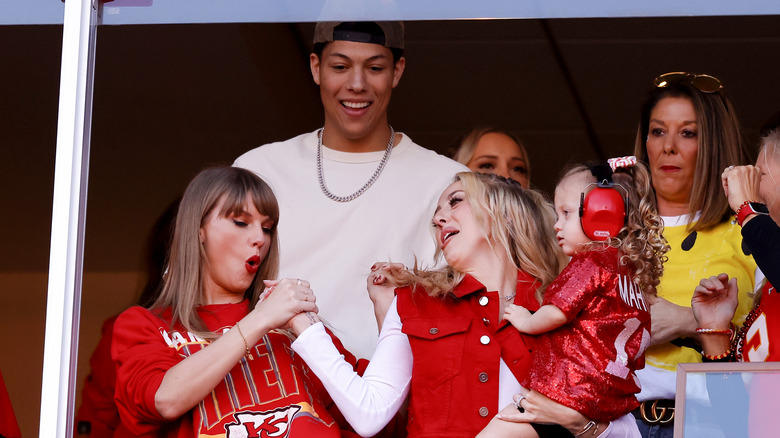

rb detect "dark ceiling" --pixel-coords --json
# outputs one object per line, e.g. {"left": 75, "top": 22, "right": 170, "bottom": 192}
{"left": 2, "top": 15, "right": 779, "bottom": 273}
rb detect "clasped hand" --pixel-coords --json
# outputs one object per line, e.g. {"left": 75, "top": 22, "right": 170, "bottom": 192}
{"left": 253, "top": 278, "right": 319, "bottom": 334}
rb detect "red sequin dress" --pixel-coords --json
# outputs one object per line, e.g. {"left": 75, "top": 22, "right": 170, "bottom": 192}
{"left": 525, "top": 247, "right": 651, "bottom": 422}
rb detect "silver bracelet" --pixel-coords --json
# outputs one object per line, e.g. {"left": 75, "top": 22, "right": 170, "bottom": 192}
{"left": 573, "top": 420, "right": 596, "bottom": 437}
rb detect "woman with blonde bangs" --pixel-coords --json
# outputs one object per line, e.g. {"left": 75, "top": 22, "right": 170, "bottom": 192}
{"left": 453, "top": 127, "right": 532, "bottom": 187}
{"left": 112, "top": 167, "right": 354, "bottom": 438}
{"left": 631, "top": 73, "right": 759, "bottom": 438}
{"left": 288, "top": 172, "right": 641, "bottom": 437}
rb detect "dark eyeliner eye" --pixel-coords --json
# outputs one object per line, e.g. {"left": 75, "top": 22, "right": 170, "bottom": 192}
{"left": 448, "top": 196, "right": 462, "bottom": 207}
{"left": 232, "top": 219, "right": 248, "bottom": 227}
{"left": 478, "top": 163, "right": 494, "bottom": 170}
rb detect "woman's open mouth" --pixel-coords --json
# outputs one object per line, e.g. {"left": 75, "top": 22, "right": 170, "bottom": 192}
{"left": 245, "top": 255, "right": 260, "bottom": 274}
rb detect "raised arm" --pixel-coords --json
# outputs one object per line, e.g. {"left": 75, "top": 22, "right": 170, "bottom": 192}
{"left": 291, "top": 298, "right": 412, "bottom": 437}
{"left": 154, "top": 279, "right": 317, "bottom": 419}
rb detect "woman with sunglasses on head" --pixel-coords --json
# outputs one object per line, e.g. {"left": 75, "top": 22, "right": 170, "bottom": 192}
{"left": 288, "top": 172, "right": 641, "bottom": 437}
{"left": 632, "top": 72, "right": 758, "bottom": 438}
{"left": 452, "top": 127, "right": 532, "bottom": 187}
{"left": 111, "top": 167, "right": 353, "bottom": 437}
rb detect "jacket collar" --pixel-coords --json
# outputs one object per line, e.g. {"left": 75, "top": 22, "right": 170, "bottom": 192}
{"left": 452, "top": 271, "right": 541, "bottom": 311}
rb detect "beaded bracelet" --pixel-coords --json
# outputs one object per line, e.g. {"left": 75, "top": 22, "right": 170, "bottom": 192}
{"left": 695, "top": 327, "right": 733, "bottom": 336}
{"left": 701, "top": 348, "right": 733, "bottom": 361}
{"left": 574, "top": 420, "right": 596, "bottom": 437}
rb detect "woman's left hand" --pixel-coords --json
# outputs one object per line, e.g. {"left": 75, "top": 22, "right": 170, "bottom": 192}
{"left": 496, "top": 389, "right": 593, "bottom": 434}
{"left": 691, "top": 274, "right": 738, "bottom": 329}
{"left": 251, "top": 278, "right": 318, "bottom": 331}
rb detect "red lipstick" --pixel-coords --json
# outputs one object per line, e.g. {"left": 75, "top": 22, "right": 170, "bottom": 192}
{"left": 245, "top": 255, "right": 260, "bottom": 274}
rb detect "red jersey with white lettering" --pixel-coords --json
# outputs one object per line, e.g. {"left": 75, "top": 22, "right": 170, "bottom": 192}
{"left": 525, "top": 247, "right": 651, "bottom": 422}
{"left": 737, "top": 282, "right": 779, "bottom": 362}
{"left": 112, "top": 301, "right": 341, "bottom": 438}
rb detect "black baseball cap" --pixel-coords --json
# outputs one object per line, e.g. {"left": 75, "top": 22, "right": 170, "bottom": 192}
{"left": 314, "top": 21, "right": 404, "bottom": 50}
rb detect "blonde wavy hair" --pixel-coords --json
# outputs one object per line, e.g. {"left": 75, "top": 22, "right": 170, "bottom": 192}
{"left": 452, "top": 128, "right": 531, "bottom": 183}
{"left": 150, "top": 167, "right": 280, "bottom": 340}
{"left": 562, "top": 162, "right": 669, "bottom": 295}
{"left": 382, "top": 172, "right": 565, "bottom": 303}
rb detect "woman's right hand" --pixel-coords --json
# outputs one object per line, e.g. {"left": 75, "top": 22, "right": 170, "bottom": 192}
{"left": 251, "top": 278, "right": 318, "bottom": 331}
{"left": 722, "top": 165, "right": 762, "bottom": 212}
{"left": 496, "top": 389, "right": 596, "bottom": 434}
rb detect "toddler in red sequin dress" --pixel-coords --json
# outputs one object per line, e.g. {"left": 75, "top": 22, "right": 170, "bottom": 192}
{"left": 479, "top": 158, "right": 668, "bottom": 438}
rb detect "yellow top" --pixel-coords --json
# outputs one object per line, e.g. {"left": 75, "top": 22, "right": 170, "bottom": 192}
{"left": 645, "top": 218, "right": 758, "bottom": 371}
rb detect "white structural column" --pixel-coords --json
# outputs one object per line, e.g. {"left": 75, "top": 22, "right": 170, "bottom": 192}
{"left": 39, "top": 0, "right": 97, "bottom": 436}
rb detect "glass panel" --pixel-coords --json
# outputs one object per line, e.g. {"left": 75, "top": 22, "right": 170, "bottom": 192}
{"left": 73, "top": 10, "right": 780, "bottom": 438}
{"left": 0, "top": 0, "right": 65, "bottom": 24}
{"left": 677, "top": 362, "right": 780, "bottom": 438}
{"left": 0, "top": 23, "right": 63, "bottom": 437}
{"left": 98, "top": 0, "right": 780, "bottom": 25}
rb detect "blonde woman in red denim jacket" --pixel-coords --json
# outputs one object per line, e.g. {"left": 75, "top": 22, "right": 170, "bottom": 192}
{"left": 289, "top": 172, "right": 642, "bottom": 437}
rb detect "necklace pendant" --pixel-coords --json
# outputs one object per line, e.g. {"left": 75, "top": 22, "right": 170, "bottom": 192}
{"left": 246, "top": 353, "right": 254, "bottom": 361}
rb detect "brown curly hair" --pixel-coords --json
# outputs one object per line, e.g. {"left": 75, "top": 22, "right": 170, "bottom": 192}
{"left": 560, "top": 162, "right": 669, "bottom": 295}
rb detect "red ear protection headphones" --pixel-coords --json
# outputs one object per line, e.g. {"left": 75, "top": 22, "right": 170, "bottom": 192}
{"left": 579, "top": 163, "right": 627, "bottom": 241}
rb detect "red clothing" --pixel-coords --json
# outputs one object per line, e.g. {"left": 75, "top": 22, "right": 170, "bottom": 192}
{"left": 112, "top": 301, "right": 342, "bottom": 438}
{"left": 527, "top": 247, "right": 650, "bottom": 422}
{"left": 0, "top": 368, "right": 21, "bottom": 438}
{"left": 737, "top": 282, "right": 780, "bottom": 362}
{"left": 395, "top": 271, "right": 540, "bottom": 438}
{"left": 76, "top": 316, "right": 141, "bottom": 438}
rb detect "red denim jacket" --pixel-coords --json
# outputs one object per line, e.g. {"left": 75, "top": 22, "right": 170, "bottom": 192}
{"left": 396, "top": 272, "right": 540, "bottom": 438}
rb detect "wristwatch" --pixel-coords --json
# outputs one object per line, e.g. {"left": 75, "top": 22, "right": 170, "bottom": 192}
{"left": 736, "top": 201, "right": 769, "bottom": 226}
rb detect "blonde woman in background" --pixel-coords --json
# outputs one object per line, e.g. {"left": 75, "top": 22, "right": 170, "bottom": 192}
{"left": 453, "top": 127, "right": 531, "bottom": 187}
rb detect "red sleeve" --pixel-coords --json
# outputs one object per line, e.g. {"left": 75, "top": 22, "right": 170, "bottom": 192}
{"left": 111, "top": 306, "right": 181, "bottom": 435}
{"left": 75, "top": 316, "right": 121, "bottom": 437}
{"left": 0, "top": 368, "right": 21, "bottom": 438}
{"left": 543, "top": 252, "right": 601, "bottom": 321}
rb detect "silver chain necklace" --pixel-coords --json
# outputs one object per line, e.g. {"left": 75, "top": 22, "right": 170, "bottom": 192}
{"left": 316, "top": 126, "right": 395, "bottom": 202}
{"left": 505, "top": 292, "right": 516, "bottom": 302}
